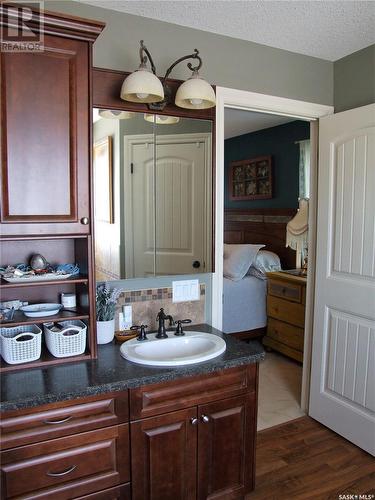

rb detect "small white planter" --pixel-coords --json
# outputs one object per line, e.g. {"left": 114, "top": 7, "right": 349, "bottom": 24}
{"left": 96, "top": 319, "right": 115, "bottom": 344}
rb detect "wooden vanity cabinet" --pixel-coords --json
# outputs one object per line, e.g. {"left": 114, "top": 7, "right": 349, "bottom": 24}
{"left": 0, "top": 364, "right": 258, "bottom": 500}
{"left": 130, "top": 365, "right": 258, "bottom": 500}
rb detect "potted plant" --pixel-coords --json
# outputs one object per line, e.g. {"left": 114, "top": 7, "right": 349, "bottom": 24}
{"left": 96, "top": 284, "right": 122, "bottom": 344}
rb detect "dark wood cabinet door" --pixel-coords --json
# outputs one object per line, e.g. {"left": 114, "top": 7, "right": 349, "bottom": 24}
{"left": 0, "top": 34, "right": 90, "bottom": 235}
{"left": 197, "top": 394, "right": 256, "bottom": 500}
{"left": 131, "top": 407, "right": 197, "bottom": 500}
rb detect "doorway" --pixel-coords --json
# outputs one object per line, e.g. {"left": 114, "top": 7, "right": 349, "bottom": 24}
{"left": 212, "top": 87, "right": 333, "bottom": 416}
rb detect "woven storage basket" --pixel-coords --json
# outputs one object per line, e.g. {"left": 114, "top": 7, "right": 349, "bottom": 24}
{"left": 0, "top": 325, "right": 42, "bottom": 364}
{"left": 44, "top": 320, "right": 86, "bottom": 358}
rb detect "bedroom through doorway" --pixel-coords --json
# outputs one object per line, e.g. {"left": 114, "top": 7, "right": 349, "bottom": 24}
{"left": 222, "top": 108, "right": 312, "bottom": 430}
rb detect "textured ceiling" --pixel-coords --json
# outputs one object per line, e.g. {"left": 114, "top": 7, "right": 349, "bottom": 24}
{"left": 224, "top": 109, "right": 296, "bottom": 139}
{"left": 78, "top": 0, "right": 375, "bottom": 61}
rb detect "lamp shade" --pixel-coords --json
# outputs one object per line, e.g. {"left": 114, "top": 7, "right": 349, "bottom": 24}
{"left": 120, "top": 66, "right": 164, "bottom": 103}
{"left": 99, "top": 109, "right": 136, "bottom": 120}
{"left": 144, "top": 114, "right": 180, "bottom": 125}
{"left": 286, "top": 198, "right": 309, "bottom": 268}
{"left": 175, "top": 71, "right": 216, "bottom": 109}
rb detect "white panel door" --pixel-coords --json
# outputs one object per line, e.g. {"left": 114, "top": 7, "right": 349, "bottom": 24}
{"left": 155, "top": 141, "right": 206, "bottom": 276}
{"left": 309, "top": 104, "right": 375, "bottom": 455}
{"left": 125, "top": 134, "right": 210, "bottom": 278}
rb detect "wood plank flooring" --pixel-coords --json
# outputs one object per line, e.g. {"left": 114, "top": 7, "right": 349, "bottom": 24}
{"left": 247, "top": 416, "right": 375, "bottom": 500}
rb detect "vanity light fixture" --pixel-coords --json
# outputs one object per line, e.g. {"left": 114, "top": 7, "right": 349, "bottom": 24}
{"left": 144, "top": 114, "right": 180, "bottom": 125}
{"left": 98, "top": 109, "right": 136, "bottom": 120}
{"left": 120, "top": 40, "right": 215, "bottom": 111}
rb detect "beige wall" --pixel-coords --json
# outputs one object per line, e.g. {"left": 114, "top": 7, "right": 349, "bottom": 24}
{"left": 334, "top": 45, "right": 375, "bottom": 112}
{"left": 46, "top": 0, "right": 333, "bottom": 106}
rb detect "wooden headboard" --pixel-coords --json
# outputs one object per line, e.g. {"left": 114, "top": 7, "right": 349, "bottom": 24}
{"left": 224, "top": 208, "right": 297, "bottom": 270}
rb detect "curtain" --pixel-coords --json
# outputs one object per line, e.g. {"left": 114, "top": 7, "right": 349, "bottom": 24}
{"left": 299, "top": 140, "right": 310, "bottom": 199}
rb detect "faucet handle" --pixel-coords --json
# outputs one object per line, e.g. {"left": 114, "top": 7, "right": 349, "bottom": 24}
{"left": 174, "top": 319, "right": 192, "bottom": 336}
{"left": 131, "top": 324, "right": 148, "bottom": 341}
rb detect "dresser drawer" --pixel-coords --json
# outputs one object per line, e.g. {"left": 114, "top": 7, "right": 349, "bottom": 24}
{"left": 1, "top": 391, "right": 129, "bottom": 450}
{"left": 267, "top": 296, "right": 305, "bottom": 328}
{"left": 268, "top": 279, "right": 302, "bottom": 303}
{"left": 0, "top": 424, "right": 130, "bottom": 499}
{"left": 129, "top": 365, "right": 257, "bottom": 420}
{"left": 267, "top": 318, "right": 304, "bottom": 351}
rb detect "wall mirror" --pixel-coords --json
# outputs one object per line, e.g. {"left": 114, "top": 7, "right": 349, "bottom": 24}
{"left": 93, "top": 108, "right": 213, "bottom": 280}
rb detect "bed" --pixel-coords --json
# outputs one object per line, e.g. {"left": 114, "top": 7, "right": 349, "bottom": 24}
{"left": 223, "top": 275, "right": 267, "bottom": 334}
{"left": 223, "top": 208, "right": 296, "bottom": 339}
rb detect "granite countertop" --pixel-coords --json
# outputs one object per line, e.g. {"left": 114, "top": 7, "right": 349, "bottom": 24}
{"left": 0, "top": 324, "right": 265, "bottom": 412}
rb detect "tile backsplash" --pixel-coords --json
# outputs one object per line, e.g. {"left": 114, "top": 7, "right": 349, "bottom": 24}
{"left": 115, "top": 285, "right": 205, "bottom": 331}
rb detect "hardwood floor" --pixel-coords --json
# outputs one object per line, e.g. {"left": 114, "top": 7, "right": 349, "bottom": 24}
{"left": 247, "top": 416, "right": 375, "bottom": 500}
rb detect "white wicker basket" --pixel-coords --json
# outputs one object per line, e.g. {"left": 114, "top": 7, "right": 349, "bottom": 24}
{"left": 0, "top": 325, "right": 42, "bottom": 364}
{"left": 44, "top": 320, "right": 87, "bottom": 358}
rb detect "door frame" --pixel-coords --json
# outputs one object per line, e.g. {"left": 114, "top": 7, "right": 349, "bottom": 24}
{"left": 212, "top": 86, "right": 333, "bottom": 410}
{"left": 124, "top": 132, "right": 212, "bottom": 278}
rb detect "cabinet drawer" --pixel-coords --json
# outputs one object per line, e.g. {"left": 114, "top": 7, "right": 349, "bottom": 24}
{"left": 130, "top": 365, "right": 257, "bottom": 420}
{"left": 1, "top": 424, "right": 130, "bottom": 499}
{"left": 267, "top": 318, "right": 304, "bottom": 351}
{"left": 1, "top": 391, "right": 129, "bottom": 450}
{"left": 268, "top": 279, "right": 302, "bottom": 303}
{"left": 76, "top": 483, "right": 131, "bottom": 500}
{"left": 267, "top": 296, "right": 305, "bottom": 328}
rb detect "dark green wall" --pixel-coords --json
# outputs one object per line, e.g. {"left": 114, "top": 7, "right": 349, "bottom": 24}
{"left": 224, "top": 121, "right": 310, "bottom": 209}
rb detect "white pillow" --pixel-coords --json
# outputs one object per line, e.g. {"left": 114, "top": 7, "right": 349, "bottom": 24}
{"left": 247, "top": 266, "right": 267, "bottom": 280}
{"left": 250, "top": 250, "right": 281, "bottom": 275}
{"left": 223, "top": 244, "right": 265, "bottom": 281}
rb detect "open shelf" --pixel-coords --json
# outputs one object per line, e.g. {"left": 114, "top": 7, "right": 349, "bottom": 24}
{"left": 0, "top": 275, "right": 89, "bottom": 289}
{"left": 0, "top": 348, "right": 92, "bottom": 372}
{"left": 0, "top": 309, "right": 90, "bottom": 328}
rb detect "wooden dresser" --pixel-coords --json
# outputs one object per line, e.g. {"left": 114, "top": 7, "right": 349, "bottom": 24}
{"left": 264, "top": 271, "right": 307, "bottom": 362}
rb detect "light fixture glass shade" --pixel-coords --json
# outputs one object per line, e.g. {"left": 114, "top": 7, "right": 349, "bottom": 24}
{"left": 175, "top": 71, "right": 216, "bottom": 109}
{"left": 144, "top": 114, "right": 180, "bottom": 125}
{"left": 120, "top": 65, "right": 164, "bottom": 103}
{"left": 99, "top": 109, "right": 136, "bottom": 120}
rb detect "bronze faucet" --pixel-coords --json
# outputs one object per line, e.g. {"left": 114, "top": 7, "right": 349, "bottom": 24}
{"left": 156, "top": 308, "right": 173, "bottom": 339}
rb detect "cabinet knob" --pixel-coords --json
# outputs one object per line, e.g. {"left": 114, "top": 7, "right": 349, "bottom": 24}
{"left": 80, "top": 217, "right": 89, "bottom": 225}
{"left": 201, "top": 414, "right": 210, "bottom": 423}
{"left": 190, "top": 417, "right": 198, "bottom": 425}
{"left": 192, "top": 260, "right": 201, "bottom": 269}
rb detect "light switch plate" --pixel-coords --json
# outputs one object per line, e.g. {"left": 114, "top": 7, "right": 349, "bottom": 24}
{"left": 172, "top": 280, "right": 200, "bottom": 303}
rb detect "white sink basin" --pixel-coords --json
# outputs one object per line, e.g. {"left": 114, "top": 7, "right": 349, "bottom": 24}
{"left": 120, "top": 331, "right": 226, "bottom": 367}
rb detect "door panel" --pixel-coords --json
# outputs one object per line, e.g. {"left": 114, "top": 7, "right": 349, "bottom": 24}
{"left": 310, "top": 104, "right": 375, "bottom": 455}
{"left": 0, "top": 35, "right": 90, "bottom": 234}
{"left": 155, "top": 141, "right": 206, "bottom": 275}
{"left": 197, "top": 394, "right": 256, "bottom": 499}
{"left": 130, "top": 408, "right": 197, "bottom": 500}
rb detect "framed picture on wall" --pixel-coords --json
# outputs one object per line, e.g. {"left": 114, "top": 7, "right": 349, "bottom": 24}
{"left": 93, "top": 136, "right": 114, "bottom": 223}
{"left": 229, "top": 155, "right": 273, "bottom": 201}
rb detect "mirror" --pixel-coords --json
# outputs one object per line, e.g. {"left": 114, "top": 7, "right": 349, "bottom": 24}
{"left": 93, "top": 109, "right": 213, "bottom": 280}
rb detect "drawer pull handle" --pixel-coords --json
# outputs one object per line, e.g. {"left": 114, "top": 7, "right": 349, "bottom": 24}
{"left": 47, "top": 465, "right": 76, "bottom": 477}
{"left": 201, "top": 414, "right": 210, "bottom": 423}
{"left": 44, "top": 416, "right": 72, "bottom": 425}
{"left": 190, "top": 417, "right": 198, "bottom": 425}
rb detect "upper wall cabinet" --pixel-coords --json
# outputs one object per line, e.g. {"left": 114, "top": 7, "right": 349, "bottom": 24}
{"left": 0, "top": 4, "right": 105, "bottom": 236}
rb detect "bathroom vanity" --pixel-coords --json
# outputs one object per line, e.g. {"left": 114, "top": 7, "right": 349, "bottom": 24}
{"left": 0, "top": 326, "right": 263, "bottom": 500}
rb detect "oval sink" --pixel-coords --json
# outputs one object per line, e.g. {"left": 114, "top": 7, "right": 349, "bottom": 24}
{"left": 120, "top": 331, "right": 226, "bottom": 367}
